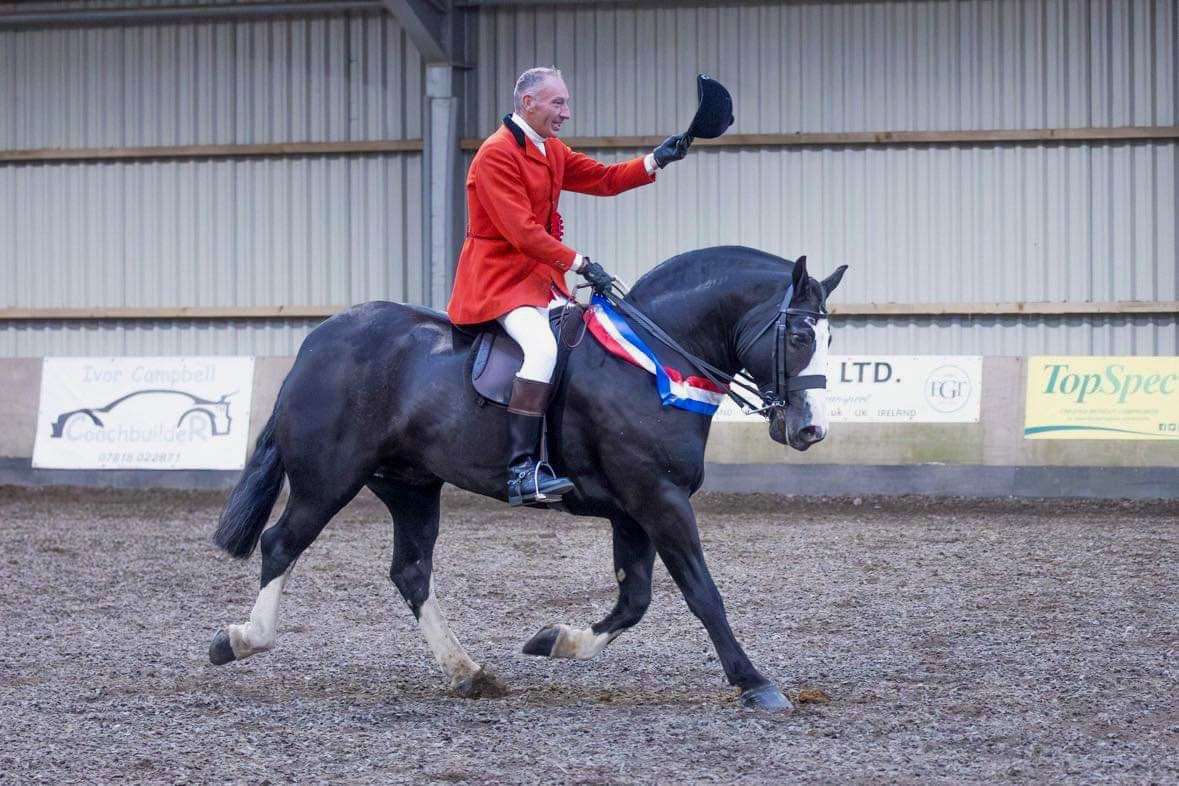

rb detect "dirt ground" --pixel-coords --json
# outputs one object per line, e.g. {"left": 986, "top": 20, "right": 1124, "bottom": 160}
{"left": 0, "top": 486, "right": 1175, "bottom": 785}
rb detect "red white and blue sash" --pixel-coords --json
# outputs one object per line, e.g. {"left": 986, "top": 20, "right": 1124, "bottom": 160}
{"left": 584, "top": 295, "right": 726, "bottom": 416}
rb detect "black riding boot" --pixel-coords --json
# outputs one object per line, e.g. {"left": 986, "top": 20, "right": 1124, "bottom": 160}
{"left": 506, "top": 378, "right": 574, "bottom": 507}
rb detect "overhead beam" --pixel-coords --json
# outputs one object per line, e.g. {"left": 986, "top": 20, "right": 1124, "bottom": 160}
{"left": 0, "top": 1, "right": 383, "bottom": 28}
{"left": 453, "top": 0, "right": 747, "bottom": 6}
{"left": 381, "top": 0, "right": 450, "bottom": 62}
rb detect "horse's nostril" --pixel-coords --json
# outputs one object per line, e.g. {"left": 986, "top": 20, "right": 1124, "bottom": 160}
{"left": 799, "top": 425, "right": 824, "bottom": 443}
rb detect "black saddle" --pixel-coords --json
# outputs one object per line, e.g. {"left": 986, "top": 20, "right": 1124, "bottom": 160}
{"left": 467, "top": 304, "right": 585, "bottom": 407}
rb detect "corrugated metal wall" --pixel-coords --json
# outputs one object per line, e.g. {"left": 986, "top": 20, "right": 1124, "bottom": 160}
{"left": 468, "top": 0, "right": 1176, "bottom": 133}
{"left": 0, "top": 7, "right": 425, "bottom": 356}
{"left": 1, "top": 10, "right": 422, "bottom": 148}
{"left": 2, "top": 156, "right": 422, "bottom": 307}
{"left": 468, "top": 0, "right": 1178, "bottom": 354}
{"left": 2, "top": 0, "right": 1175, "bottom": 357}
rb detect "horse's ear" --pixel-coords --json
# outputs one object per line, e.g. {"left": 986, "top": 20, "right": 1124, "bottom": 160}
{"left": 790, "top": 255, "right": 808, "bottom": 292}
{"left": 821, "top": 265, "right": 848, "bottom": 297}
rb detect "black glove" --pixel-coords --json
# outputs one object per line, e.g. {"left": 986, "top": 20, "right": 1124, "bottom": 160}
{"left": 652, "top": 133, "right": 692, "bottom": 168}
{"left": 578, "top": 258, "right": 615, "bottom": 294}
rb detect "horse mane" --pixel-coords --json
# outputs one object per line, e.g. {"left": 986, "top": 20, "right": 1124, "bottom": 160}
{"left": 627, "top": 246, "right": 795, "bottom": 306}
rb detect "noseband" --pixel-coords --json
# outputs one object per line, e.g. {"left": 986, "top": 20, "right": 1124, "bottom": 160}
{"left": 594, "top": 278, "right": 827, "bottom": 420}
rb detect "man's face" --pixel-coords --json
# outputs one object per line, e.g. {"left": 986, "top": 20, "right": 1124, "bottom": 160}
{"left": 521, "top": 76, "right": 571, "bottom": 138}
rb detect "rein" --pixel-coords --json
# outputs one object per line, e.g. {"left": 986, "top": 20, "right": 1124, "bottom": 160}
{"left": 590, "top": 279, "right": 827, "bottom": 419}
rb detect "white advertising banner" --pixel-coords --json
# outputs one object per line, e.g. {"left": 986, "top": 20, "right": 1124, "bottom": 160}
{"left": 714, "top": 355, "right": 982, "bottom": 423}
{"left": 32, "top": 357, "right": 255, "bottom": 470}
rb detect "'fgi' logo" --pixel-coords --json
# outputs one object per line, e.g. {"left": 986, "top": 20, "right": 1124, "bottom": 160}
{"left": 925, "top": 365, "right": 972, "bottom": 414}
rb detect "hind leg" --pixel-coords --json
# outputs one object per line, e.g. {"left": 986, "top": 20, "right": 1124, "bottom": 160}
{"left": 209, "top": 489, "right": 354, "bottom": 665}
{"left": 523, "top": 513, "right": 655, "bottom": 659}
{"left": 369, "top": 477, "right": 507, "bottom": 698}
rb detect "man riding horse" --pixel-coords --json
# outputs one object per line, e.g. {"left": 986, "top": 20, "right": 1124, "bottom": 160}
{"left": 447, "top": 66, "right": 692, "bottom": 507}
{"left": 210, "top": 68, "right": 849, "bottom": 713}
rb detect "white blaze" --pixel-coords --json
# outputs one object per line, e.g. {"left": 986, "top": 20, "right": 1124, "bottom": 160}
{"left": 802, "top": 318, "right": 830, "bottom": 432}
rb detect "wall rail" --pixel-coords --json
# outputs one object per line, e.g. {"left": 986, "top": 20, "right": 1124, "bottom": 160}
{"left": 462, "top": 126, "right": 1179, "bottom": 151}
{"left": 0, "top": 140, "right": 424, "bottom": 164}
{"left": 2, "top": 127, "right": 1173, "bottom": 165}
{"left": 2, "top": 301, "right": 1176, "bottom": 322}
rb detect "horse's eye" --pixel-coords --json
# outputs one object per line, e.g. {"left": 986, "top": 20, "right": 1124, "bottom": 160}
{"left": 789, "top": 332, "right": 811, "bottom": 347}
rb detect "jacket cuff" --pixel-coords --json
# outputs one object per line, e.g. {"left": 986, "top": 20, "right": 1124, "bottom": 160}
{"left": 555, "top": 247, "right": 578, "bottom": 272}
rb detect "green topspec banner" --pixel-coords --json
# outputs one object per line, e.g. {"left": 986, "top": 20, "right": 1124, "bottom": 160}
{"left": 1024, "top": 356, "right": 1179, "bottom": 440}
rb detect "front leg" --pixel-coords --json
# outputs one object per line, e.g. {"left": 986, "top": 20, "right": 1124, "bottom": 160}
{"left": 639, "top": 485, "right": 794, "bottom": 713}
{"left": 523, "top": 513, "right": 656, "bottom": 659}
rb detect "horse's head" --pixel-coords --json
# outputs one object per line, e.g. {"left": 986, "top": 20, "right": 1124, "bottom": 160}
{"left": 737, "top": 256, "right": 847, "bottom": 452}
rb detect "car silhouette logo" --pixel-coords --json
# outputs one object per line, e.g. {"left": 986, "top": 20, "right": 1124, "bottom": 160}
{"left": 49, "top": 389, "right": 236, "bottom": 438}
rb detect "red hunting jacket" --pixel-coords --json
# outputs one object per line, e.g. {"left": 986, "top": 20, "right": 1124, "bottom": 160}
{"left": 446, "top": 116, "right": 656, "bottom": 325}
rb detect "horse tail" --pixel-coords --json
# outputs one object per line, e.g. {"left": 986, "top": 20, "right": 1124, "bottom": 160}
{"left": 213, "top": 409, "right": 285, "bottom": 559}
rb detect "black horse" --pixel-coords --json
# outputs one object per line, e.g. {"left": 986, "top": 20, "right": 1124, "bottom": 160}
{"left": 209, "top": 246, "right": 847, "bottom": 713}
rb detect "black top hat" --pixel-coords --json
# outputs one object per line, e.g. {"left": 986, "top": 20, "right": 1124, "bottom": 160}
{"left": 686, "top": 74, "right": 734, "bottom": 139}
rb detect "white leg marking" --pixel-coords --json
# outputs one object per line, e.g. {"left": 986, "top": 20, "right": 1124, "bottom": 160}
{"left": 548, "top": 624, "right": 618, "bottom": 660}
{"left": 418, "top": 583, "right": 481, "bottom": 685}
{"left": 226, "top": 569, "right": 289, "bottom": 659}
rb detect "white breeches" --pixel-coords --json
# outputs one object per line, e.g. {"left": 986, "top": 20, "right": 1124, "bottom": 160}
{"left": 498, "top": 298, "right": 566, "bottom": 383}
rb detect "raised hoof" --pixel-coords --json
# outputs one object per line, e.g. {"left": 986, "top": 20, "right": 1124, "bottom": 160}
{"left": 521, "top": 624, "right": 561, "bottom": 657}
{"left": 208, "top": 630, "right": 236, "bottom": 666}
{"left": 740, "top": 683, "right": 795, "bottom": 714}
{"left": 449, "top": 668, "right": 509, "bottom": 700}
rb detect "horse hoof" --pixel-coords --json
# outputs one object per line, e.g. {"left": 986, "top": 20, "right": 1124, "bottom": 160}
{"left": 208, "top": 630, "right": 236, "bottom": 665}
{"left": 740, "top": 683, "right": 794, "bottom": 713}
{"left": 521, "top": 625, "right": 561, "bottom": 657}
{"left": 450, "top": 668, "right": 509, "bottom": 699}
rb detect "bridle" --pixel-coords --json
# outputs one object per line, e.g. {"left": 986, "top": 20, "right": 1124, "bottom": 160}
{"left": 592, "top": 277, "right": 827, "bottom": 419}
{"left": 732, "top": 279, "right": 828, "bottom": 415}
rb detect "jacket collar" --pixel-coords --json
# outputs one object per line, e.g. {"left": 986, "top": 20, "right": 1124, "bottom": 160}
{"left": 502, "top": 114, "right": 549, "bottom": 163}
{"left": 510, "top": 113, "right": 548, "bottom": 150}
{"left": 502, "top": 114, "right": 527, "bottom": 147}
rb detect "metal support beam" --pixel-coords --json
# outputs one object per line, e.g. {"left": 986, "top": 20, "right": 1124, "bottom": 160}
{"left": 424, "top": 64, "right": 464, "bottom": 308}
{"left": 381, "top": 0, "right": 450, "bottom": 62}
{"left": 379, "top": 1, "right": 467, "bottom": 307}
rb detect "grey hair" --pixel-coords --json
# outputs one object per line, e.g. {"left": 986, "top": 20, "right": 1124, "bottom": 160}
{"left": 513, "top": 67, "right": 563, "bottom": 113}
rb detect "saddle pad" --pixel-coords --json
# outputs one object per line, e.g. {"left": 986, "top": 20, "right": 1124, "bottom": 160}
{"left": 470, "top": 306, "right": 582, "bottom": 407}
{"left": 471, "top": 332, "right": 524, "bottom": 406}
